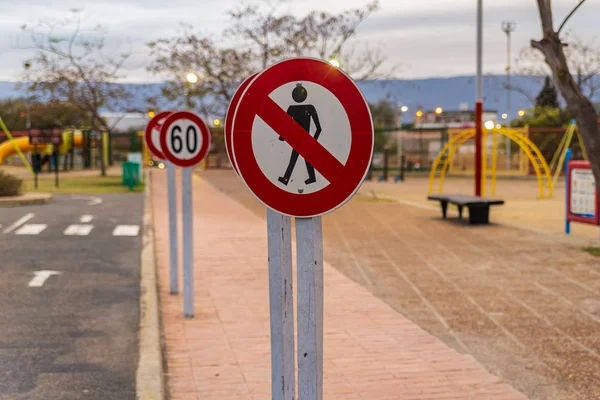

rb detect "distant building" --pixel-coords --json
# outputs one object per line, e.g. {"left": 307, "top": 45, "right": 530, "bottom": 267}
{"left": 414, "top": 109, "right": 498, "bottom": 129}
{"left": 101, "top": 112, "right": 149, "bottom": 133}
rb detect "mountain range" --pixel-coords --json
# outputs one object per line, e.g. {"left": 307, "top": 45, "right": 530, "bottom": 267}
{"left": 0, "top": 75, "right": 559, "bottom": 120}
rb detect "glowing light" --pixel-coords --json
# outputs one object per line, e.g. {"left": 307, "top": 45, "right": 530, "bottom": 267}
{"left": 518, "top": 109, "right": 526, "bottom": 117}
{"left": 400, "top": 106, "right": 408, "bottom": 112}
{"left": 485, "top": 120, "right": 495, "bottom": 130}
{"left": 213, "top": 119, "right": 221, "bottom": 126}
{"left": 329, "top": 59, "right": 340, "bottom": 68}
{"left": 416, "top": 110, "right": 423, "bottom": 117}
{"left": 148, "top": 111, "right": 155, "bottom": 118}
{"left": 435, "top": 107, "right": 443, "bottom": 114}
{"left": 501, "top": 113, "right": 508, "bottom": 119}
{"left": 186, "top": 73, "right": 198, "bottom": 83}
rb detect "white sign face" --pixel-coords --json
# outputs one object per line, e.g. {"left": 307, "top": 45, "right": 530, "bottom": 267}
{"left": 164, "top": 119, "right": 204, "bottom": 162}
{"left": 251, "top": 81, "right": 351, "bottom": 195}
{"left": 571, "top": 169, "right": 597, "bottom": 217}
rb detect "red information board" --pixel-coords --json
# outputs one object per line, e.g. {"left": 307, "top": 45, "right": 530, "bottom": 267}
{"left": 567, "top": 160, "right": 599, "bottom": 225}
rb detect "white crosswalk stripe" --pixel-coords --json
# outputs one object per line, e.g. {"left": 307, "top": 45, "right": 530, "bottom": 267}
{"left": 80, "top": 215, "right": 95, "bottom": 223}
{"left": 64, "top": 224, "right": 94, "bottom": 236}
{"left": 15, "top": 224, "right": 48, "bottom": 235}
{"left": 3, "top": 213, "right": 35, "bottom": 234}
{"left": 112, "top": 225, "right": 140, "bottom": 237}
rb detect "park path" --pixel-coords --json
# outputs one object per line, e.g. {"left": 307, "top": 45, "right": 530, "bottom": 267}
{"left": 151, "top": 169, "right": 527, "bottom": 400}
{"left": 202, "top": 170, "right": 600, "bottom": 400}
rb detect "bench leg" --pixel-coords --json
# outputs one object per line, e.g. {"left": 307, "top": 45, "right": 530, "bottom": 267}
{"left": 468, "top": 206, "right": 490, "bottom": 224}
{"left": 457, "top": 205, "right": 463, "bottom": 219}
{"left": 441, "top": 201, "right": 448, "bottom": 219}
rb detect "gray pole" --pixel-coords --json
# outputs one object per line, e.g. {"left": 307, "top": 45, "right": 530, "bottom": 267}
{"left": 267, "top": 209, "right": 295, "bottom": 400}
{"left": 25, "top": 103, "right": 31, "bottom": 130}
{"left": 182, "top": 167, "right": 194, "bottom": 318}
{"left": 396, "top": 107, "right": 403, "bottom": 173}
{"left": 476, "top": 0, "right": 483, "bottom": 102}
{"left": 167, "top": 162, "right": 179, "bottom": 294}
{"left": 502, "top": 21, "right": 516, "bottom": 170}
{"left": 296, "top": 216, "right": 323, "bottom": 400}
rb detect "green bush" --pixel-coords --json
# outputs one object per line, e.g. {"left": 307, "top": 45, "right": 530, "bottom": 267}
{"left": 0, "top": 170, "right": 24, "bottom": 197}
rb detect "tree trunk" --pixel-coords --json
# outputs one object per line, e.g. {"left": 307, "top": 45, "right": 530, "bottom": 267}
{"left": 533, "top": 0, "right": 600, "bottom": 188}
{"left": 91, "top": 117, "right": 107, "bottom": 176}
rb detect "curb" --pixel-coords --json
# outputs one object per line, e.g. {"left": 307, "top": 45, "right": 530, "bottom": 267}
{"left": 0, "top": 193, "right": 53, "bottom": 207}
{"left": 136, "top": 170, "right": 165, "bottom": 400}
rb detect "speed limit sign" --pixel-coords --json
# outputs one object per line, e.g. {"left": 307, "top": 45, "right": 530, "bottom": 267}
{"left": 159, "top": 111, "right": 211, "bottom": 168}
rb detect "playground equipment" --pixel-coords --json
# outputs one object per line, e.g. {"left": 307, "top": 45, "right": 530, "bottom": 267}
{"left": 0, "top": 132, "right": 83, "bottom": 165}
{"left": 565, "top": 149, "right": 599, "bottom": 234}
{"left": 549, "top": 121, "right": 588, "bottom": 190}
{"left": 428, "top": 127, "right": 553, "bottom": 199}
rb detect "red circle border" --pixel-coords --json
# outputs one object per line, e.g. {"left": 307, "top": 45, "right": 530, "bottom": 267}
{"left": 159, "top": 111, "right": 211, "bottom": 168}
{"left": 145, "top": 111, "right": 172, "bottom": 159}
{"left": 232, "top": 57, "right": 373, "bottom": 217}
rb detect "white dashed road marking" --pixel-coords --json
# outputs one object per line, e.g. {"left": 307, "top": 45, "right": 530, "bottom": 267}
{"left": 28, "top": 270, "right": 62, "bottom": 287}
{"left": 15, "top": 224, "right": 47, "bottom": 235}
{"left": 3, "top": 213, "right": 35, "bottom": 234}
{"left": 64, "top": 224, "right": 94, "bottom": 236}
{"left": 112, "top": 225, "right": 140, "bottom": 237}
{"left": 72, "top": 196, "right": 103, "bottom": 206}
{"left": 80, "top": 215, "right": 95, "bottom": 223}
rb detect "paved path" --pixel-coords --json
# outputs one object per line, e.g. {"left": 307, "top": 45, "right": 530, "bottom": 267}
{"left": 202, "top": 170, "right": 600, "bottom": 400}
{"left": 151, "top": 170, "right": 526, "bottom": 400}
{"left": 0, "top": 194, "right": 143, "bottom": 400}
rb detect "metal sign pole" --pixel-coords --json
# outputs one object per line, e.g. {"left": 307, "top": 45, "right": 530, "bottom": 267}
{"left": 54, "top": 146, "right": 59, "bottom": 188}
{"left": 267, "top": 209, "right": 295, "bottom": 399}
{"left": 182, "top": 167, "right": 194, "bottom": 318}
{"left": 565, "top": 149, "right": 572, "bottom": 235}
{"left": 167, "top": 161, "right": 179, "bottom": 294}
{"left": 296, "top": 216, "right": 323, "bottom": 400}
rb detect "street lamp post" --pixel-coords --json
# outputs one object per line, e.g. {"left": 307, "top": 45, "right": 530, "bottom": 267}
{"left": 501, "top": 21, "right": 516, "bottom": 170}
{"left": 24, "top": 62, "right": 31, "bottom": 130}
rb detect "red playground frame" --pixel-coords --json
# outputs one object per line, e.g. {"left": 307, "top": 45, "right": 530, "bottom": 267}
{"left": 567, "top": 160, "right": 599, "bottom": 226}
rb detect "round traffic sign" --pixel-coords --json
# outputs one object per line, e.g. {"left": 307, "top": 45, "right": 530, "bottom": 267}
{"left": 231, "top": 57, "right": 373, "bottom": 217}
{"left": 145, "top": 111, "right": 172, "bottom": 159}
{"left": 225, "top": 73, "right": 258, "bottom": 173}
{"left": 159, "top": 111, "right": 211, "bottom": 168}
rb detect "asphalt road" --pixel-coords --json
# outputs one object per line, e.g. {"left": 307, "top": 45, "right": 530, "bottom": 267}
{"left": 0, "top": 194, "right": 144, "bottom": 400}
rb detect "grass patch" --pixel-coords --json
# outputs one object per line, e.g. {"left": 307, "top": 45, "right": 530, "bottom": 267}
{"left": 356, "top": 191, "right": 396, "bottom": 203}
{"left": 356, "top": 196, "right": 396, "bottom": 203}
{"left": 24, "top": 175, "right": 145, "bottom": 194}
{"left": 582, "top": 247, "right": 600, "bottom": 257}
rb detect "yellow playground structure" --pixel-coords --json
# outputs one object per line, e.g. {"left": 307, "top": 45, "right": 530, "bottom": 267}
{"left": 428, "top": 127, "right": 554, "bottom": 199}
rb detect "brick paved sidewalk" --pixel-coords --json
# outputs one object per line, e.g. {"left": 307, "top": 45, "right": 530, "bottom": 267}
{"left": 151, "top": 170, "right": 528, "bottom": 400}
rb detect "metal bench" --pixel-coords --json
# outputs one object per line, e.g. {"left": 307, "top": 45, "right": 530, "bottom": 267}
{"left": 427, "top": 194, "right": 504, "bottom": 224}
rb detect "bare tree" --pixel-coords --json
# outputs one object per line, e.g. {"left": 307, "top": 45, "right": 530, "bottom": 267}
{"left": 147, "top": 0, "right": 393, "bottom": 117}
{"left": 14, "top": 9, "right": 131, "bottom": 176}
{"left": 532, "top": 0, "right": 600, "bottom": 186}
{"left": 513, "top": 31, "right": 600, "bottom": 104}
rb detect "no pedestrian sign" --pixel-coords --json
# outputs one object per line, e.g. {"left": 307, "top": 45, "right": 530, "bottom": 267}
{"left": 230, "top": 57, "right": 374, "bottom": 217}
{"left": 145, "top": 111, "right": 172, "bottom": 159}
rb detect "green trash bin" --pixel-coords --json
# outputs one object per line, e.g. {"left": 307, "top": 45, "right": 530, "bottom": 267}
{"left": 122, "top": 161, "right": 141, "bottom": 190}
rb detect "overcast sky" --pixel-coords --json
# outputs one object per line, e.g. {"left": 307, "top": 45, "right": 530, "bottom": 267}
{"left": 1, "top": 0, "right": 598, "bottom": 82}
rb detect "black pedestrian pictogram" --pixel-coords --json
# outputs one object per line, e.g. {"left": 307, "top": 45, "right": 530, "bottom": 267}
{"left": 278, "top": 83, "right": 322, "bottom": 186}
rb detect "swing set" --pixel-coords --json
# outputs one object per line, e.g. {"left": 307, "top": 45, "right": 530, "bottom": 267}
{"left": 428, "top": 122, "right": 588, "bottom": 199}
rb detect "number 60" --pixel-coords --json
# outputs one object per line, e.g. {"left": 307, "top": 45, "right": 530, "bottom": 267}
{"left": 170, "top": 125, "right": 198, "bottom": 154}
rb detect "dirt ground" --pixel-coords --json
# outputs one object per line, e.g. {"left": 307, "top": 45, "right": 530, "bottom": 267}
{"left": 202, "top": 169, "right": 600, "bottom": 400}
{"left": 363, "top": 175, "right": 600, "bottom": 240}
